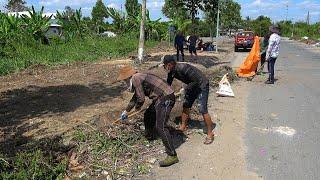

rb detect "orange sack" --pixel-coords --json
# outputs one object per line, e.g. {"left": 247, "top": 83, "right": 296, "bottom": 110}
{"left": 237, "top": 36, "right": 261, "bottom": 77}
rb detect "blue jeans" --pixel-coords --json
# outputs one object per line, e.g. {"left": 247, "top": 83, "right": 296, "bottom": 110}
{"left": 268, "top": 57, "right": 277, "bottom": 82}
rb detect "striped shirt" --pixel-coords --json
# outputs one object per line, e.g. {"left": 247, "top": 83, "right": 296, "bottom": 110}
{"left": 266, "top": 33, "right": 281, "bottom": 59}
{"left": 126, "top": 73, "right": 174, "bottom": 112}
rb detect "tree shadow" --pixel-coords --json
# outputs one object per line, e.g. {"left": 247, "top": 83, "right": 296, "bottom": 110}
{"left": 0, "top": 83, "right": 125, "bottom": 156}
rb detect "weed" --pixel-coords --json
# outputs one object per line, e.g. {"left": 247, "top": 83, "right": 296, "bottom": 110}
{"left": 69, "top": 122, "right": 158, "bottom": 179}
{"left": 0, "top": 150, "right": 67, "bottom": 180}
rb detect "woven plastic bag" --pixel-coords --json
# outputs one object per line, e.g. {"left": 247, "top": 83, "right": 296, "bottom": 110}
{"left": 216, "top": 73, "right": 235, "bottom": 97}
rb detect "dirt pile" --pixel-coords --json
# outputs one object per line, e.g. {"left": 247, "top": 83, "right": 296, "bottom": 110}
{"left": 207, "top": 65, "right": 239, "bottom": 88}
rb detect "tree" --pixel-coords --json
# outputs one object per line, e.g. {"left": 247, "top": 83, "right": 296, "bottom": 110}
{"left": 125, "top": 0, "right": 140, "bottom": 18}
{"left": 106, "top": 7, "right": 126, "bottom": 33}
{"left": 64, "top": 6, "right": 75, "bottom": 18}
{"left": 252, "top": 16, "right": 272, "bottom": 36}
{"left": 220, "top": 0, "right": 242, "bottom": 30}
{"left": 91, "top": 0, "right": 108, "bottom": 33}
{"left": 21, "top": 6, "right": 52, "bottom": 43}
{"left": 137, "top": 0, "right": 146, "bottom": 63}
{"left": 203, "top": 0, "right": 219, "bottom": 38}
{"left": 5, "top": 0, "right": 28, "bottom": 12}
{"left": 162, "top": 0, "right": 187, "bottom": 20}
{"left": 183, "top": 0, "right": 203, "bottom": 25}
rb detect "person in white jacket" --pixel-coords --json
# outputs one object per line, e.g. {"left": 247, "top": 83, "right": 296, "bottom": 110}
{"left": 265, "top": 25, "right": 281, "bottom": 84}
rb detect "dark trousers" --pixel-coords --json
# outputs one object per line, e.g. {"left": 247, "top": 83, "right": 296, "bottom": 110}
{"left": 268, "top": 57, "right": 277, "bottom": 82}
{"left": 144, "top": 94, "right": 176, "bottom": 156}
{"left": 176, "top": 46, "right": 184, "bottom": 61}
{"left": 256, "top": 52, "right": 269, "bottom": 73}
{"left": 261, "top": 52, "right": 266, "bottom": 66}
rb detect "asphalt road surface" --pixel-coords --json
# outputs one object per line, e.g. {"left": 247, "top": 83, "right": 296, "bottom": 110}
{"left": 245, "top": 40, "right": 320, "bottom": 180}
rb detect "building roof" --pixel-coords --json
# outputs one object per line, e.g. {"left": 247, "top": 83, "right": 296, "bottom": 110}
{"left": 7, "top": 11, "right": 56, "bottom": 19}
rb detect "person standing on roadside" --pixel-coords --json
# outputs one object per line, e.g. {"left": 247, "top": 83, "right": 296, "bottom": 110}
{"left": 174, "top": 31, "right": 186, "bottom": 62}
{"left": 265, "top": 25, "right": 281, "bottom": 84}
{"left": 117, "top": 66, "right": 179, "bottom": 167}
{"left": 188, "top": 33, "right": 199, "bottom": 58}
{"left": 257, "top": 32, "right": 271, "bottom": 73}
{"left": 162, "top": 55, "right": 215, "bottom": 144}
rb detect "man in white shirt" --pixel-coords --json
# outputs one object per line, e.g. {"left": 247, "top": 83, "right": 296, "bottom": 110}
{"left": 265, "top": 25, "right": 281, "bottom": 84}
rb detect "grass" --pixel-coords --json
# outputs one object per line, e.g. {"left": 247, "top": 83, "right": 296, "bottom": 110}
{"left": 0, "top": 150, "right": 67, "bottom": 180}
{"left": 0, "top": 35, "right": 158, "bottom": 75}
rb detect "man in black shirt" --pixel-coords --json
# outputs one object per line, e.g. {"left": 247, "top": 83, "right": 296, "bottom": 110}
{"left": 174, "top": 31, "right": 186, "bottom": 62}
{"left": 162, "top": 55, "right": 215, "bottom": 144}
{"left": 188, "top": 33, "right": 199, "bottom": 57}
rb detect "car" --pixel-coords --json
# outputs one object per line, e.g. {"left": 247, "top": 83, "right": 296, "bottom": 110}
{"left": 234, "top": 31, "right": 254, "bottom": 52}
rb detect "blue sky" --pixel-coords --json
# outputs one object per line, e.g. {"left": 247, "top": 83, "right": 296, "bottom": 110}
{"left": 1, "top": 0, "right": 319, "bottom": 23}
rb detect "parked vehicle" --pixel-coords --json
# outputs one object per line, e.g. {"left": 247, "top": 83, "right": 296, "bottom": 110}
{"left": 234, "top": 31, "right": 254, "bottom": 52}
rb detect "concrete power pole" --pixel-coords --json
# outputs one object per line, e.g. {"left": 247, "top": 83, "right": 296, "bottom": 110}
{"left": 137, "top": 0, "right": 146, "bottom": 64}
{"left": 215, "top": 9, "right": 220, "bottom": 53}
{"left": 307, "top": 11, "right": 310, "bottom": 25}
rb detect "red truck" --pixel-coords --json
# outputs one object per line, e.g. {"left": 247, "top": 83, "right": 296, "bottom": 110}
{"left": 234, "top": 31, "right": 254, "bottom": 52}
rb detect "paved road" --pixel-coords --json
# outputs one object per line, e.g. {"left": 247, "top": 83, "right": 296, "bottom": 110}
{"left": 245, "top": 40, "right": 320, "bottom": 180}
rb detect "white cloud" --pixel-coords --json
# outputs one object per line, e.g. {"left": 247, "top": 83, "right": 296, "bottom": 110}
{"left": 147, "top": 0, "right": 165, "bottom": 10}
{"left": 39, "top": 0, "right": 96, "bottom": 7}
{"left": 296, "top": 0, "right": 320, "bottom": 11}
{"left": 0, "top": 0, "right": 6, "bottom": 11}
{"left": 239, "top": 0, "right": 320, "bottom": 23}
{"left": 107, "top": 3, "right": 120, "bottom": 10}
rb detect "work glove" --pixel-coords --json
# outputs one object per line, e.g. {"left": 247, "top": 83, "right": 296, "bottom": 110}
{"left": 120, "top": 111, "right": 128, "bottom": 121}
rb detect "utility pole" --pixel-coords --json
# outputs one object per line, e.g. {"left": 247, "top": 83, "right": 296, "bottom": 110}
{"left": 307, "top": 11, "right": 310, "bottom": 25}
{"left": 291, "top": 19, "right": 295, "bottom": 37}
{"left": 215, "top": 5, "right": 220, "bottom": 53}
{"left": 137, "top": 0, "right": 146, "bottom": 64}
{"left": 286, "top": 4, "right": 288, "bottom": 21}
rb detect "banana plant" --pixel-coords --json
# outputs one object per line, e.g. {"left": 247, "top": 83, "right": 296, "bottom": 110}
{"left": 106, "top": 7, "right": 126, "bottom": 33}
{"left": 0, "top": 13, "right": 25, "bottom": 56}
{"left": 169, "top": 17, "right": 192, "bottom": 33}
{"left": 145, "top": 11, "right": 163, "bottom": 40}
{"left": 56, "top": 8, "right": 86, "bottom": 40}
{"left": 21, "top": 6, "right": 52, "bottom": 43}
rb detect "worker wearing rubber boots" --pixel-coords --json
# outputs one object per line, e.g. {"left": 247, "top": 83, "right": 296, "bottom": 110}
{"left": 117, "top": 66, "right": 179, "bottom": 167}
{"left": 163, "top": 55, "right": 215, "bottom": 144}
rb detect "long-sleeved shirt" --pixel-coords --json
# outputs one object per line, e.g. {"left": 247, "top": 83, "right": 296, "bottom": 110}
{"left": 174, "top": 35, "right": 186, "bottom": 48}
{"left": 126, "top": 73, "right": 174, "bottom": 112}
{"left": 266, "top": 33, "right": 281, "bottom": 59}
{"left": 188, "top": 35, "right": 199, "bottom": 46}
{"left": 167, "top": 63, "right": 209, "bottom": 91}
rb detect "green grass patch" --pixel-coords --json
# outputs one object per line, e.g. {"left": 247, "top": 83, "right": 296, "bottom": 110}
{"left": 0, "top": 36, "right": 158, "bottom": 75}
{"left": 0, "top": 150, "right": 67, "bottom": 180}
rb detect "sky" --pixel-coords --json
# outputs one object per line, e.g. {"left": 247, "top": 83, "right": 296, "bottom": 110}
{"left": 0, "top": 0, "right": 319, "bottom": 23}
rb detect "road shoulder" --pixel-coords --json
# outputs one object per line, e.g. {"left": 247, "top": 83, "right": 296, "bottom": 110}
{"left": 149, "top": 81, "right": 260, "bottom": 180}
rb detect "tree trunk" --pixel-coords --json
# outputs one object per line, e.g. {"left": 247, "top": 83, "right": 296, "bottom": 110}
{"left": 137, "top": 0, "right": 146, "bottom": 64}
